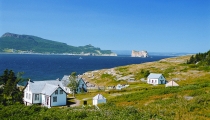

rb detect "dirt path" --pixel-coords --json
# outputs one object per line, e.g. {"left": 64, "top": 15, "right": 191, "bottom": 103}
{"left": 70, "top": 99, "right": 80, "bottom": 107}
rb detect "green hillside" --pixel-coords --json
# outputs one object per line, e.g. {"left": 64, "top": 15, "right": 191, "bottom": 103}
{"left": 0, "top": 33, "right": 114, "bottom": 55}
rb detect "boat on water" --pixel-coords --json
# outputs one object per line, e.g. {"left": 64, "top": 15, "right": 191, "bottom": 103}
{"left": 79, "top": 57, "right": 83, "bottom": 59}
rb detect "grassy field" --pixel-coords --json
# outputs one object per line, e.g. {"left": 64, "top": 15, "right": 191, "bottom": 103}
{"left": 67, "top": 55, "right": 210, "bottom": 119}
{"left": 82, "top": 55, "right": 202, "bottom": 86}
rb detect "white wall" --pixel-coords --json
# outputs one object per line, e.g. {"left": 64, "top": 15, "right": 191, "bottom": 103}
{"left": 93, "top": 99, "right": 97, "bottom": 105}
{"left": 42, "top": 94, "right": 46, "bottom": 105}
{"left": 23, "top": 85, "right": 33, "bottom": 104}
{"left": 147, "top": 78, "right": 159, "bottom": 84}
{"left": 93, "top": 99, "right": 106, "bottom": 105}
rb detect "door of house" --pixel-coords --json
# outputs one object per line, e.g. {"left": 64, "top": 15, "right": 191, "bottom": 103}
{"left": 45, "top": 96, "right": 49, "bottom": 105}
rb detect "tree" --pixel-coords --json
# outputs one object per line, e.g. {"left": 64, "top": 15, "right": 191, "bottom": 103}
{"left": 144, "top": 70, "right": 150, "bottom": 78}
{"left": 1, "top": 70, "right": 25, "bottom": 105}
{"left": 0, "top": 69, "right": 9, "bottom": 85}
{"left": 187, "top": 50, "right": 210, "bottom": 66}
{"left": 3, "top": 70, "right": 16, "bottom": 99}
{"left": 68, "top": 72, "right": 78, "bottom": 98}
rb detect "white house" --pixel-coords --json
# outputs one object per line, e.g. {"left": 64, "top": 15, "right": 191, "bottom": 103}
{"left": 23, "top": 80, "right": 67, "bottom": 108}
{"left": 116, "top": 84, "right": 123, "bottom": 90}
{"left": 147, "top": 73, "right": 166, "bottom": 85}
{"left": 165, "top": 80, "right": 179, "bottom": 87}
{"left": 93, "top": 94, "right": 106, "bottom": 105}
{"left": 115, "top": 84, "right": 129, "bottom": 90}
{"left": 61, "top": 75, "right": 87, "bottom": 93}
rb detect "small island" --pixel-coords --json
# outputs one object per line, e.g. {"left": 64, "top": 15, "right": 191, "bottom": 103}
{"left": 131, "top": 50, "right": 148, "bottom": 57}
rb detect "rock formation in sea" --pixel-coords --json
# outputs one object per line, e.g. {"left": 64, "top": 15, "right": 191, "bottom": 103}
{"left": 131, "top": 50, "right": 148, "bottom": 57}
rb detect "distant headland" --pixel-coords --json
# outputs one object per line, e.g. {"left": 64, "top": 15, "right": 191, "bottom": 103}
{"left": 0, "top": 32, "right": 117, "bottom": 56}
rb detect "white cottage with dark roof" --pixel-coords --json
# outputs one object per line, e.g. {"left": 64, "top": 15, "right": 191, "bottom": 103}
{"left": 23, "top": 80, "right": 67, "bottom": 108}
{"left": 147, "top": 73, "right": 166, "bottom": 85}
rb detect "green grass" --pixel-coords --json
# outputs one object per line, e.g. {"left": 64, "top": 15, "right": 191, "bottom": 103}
{"left": 2, "top": 76, "right": 210, "bottom": 120}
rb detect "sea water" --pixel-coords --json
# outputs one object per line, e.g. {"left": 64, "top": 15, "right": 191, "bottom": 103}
{"left": 0, "top": 54, "right": 173, "bottom": 80}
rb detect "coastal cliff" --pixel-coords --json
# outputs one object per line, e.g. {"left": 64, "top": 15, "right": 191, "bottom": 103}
{"left": 131, "top": 50, "right": 148, "bottom": 57}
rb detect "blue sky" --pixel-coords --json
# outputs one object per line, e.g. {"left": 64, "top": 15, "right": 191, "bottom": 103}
{"left": 0, "top": 0, "right": 209, "bottom": 53}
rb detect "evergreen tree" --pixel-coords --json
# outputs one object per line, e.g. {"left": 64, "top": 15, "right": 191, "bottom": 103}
{"left": 1, "top": 70, "right": 24, "bottom": 105}
{"left": 0, "top": 69, "right": 9, "bottom": 85}
{"left": 3, "top": 70, "right": 16, "bottom": 98}
{"left": 187, "top": 50, "right": 210, "bottom": 66}
{"left": 144, "top": 70, "right": 150, "bottom": 78}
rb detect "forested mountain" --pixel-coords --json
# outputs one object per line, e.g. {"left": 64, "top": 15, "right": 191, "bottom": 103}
{"left": 0, "top": 33, "right": 115, "bottom": 55}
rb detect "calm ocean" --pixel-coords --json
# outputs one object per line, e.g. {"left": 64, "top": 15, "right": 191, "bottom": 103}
{"left": 0, "top": 54, "right": 173, "bottom": 80}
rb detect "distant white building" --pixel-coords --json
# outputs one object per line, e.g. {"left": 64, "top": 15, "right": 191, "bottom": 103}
{"left": 116, "top": 84, "right": 123, "bottom": 90}
{"left": 23, "top": 80, "right": 67, "bottom": 108}
{"left": 116, "top": 84, "right": 129, "bottom": 90}
{"left": 165, "top": 80, "right": 179, "bottom": 87}
{"left": 147, "top": 73, "right": 166, "bottom": 85}
{"left": 93, "top": 94, "right": 106, "bottom": 105}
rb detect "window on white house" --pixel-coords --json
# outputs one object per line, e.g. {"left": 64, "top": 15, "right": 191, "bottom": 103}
{"left": 29, "top": 94, "right": 31, "bottom": 100}
{"left": 53, "top": 96, "right": 57, "bottom": 102}
{"left": 60, "top": 90, "right": 63, "bottom": 94}
{"left": 55, "top": 90, "right": 58, "bottom": 95}
{"left": 26, "top": 93, "right": 28, "bottom": 99}
{"left": 35, "top": 94, "right": 39, "bottom": 101}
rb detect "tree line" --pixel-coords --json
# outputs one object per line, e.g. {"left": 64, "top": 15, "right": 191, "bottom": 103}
{"left": 187, "top": 50, "right": 210, "bottom": 66}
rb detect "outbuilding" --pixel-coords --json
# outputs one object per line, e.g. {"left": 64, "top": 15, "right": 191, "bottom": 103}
{"left": 93, "top": 94, "right": 106, "bottom": 105}
{"left": 165, "top": 80, "right": 179, "bottom": 87}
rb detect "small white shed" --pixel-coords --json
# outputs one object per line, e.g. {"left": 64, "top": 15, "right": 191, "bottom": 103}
{"left": 93, "top": 94, "right": 106, "bottom": 105}
{"left": 165, "top": 81, "right": 179, "bottom": 87}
